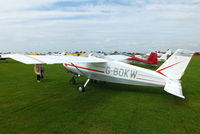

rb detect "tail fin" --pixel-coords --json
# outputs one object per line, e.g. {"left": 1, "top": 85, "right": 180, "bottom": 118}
{"left": 157, "top": 49, "right": 193, "bottom": 99}
{"left": 147, "top": 52, "right": 158, "bottom": 65}
{"left": 156, "top": 49, "right": 193, "bottom": 79}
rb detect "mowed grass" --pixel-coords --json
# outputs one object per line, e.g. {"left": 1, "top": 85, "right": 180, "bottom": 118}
{"left": 0, "top": 56, "right": 200, "bottom": 134}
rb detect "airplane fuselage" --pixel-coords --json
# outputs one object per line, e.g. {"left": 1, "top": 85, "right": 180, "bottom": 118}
{"left": 63, "top": 59, "right": 167, "bottom": 87}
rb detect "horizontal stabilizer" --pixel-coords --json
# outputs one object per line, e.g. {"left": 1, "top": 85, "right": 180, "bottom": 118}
{"left": 164, "top": 79, "right": 184, "bottom": 99}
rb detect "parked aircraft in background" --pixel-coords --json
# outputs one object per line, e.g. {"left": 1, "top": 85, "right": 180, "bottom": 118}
{"left": 127, "top": 52, "right": 158, "bottom": 65}
{"left": 0, "top": 55, "right": 8, "bottom": 60}
{"left": 54, "top": 51, "right": 85, "bottom": 56}
{"left": 27, "top": 52, "right": 40, "bottom": 55}
{"left": 155, "top": 49, "right": 172, "bottom": 57}
{"left": 158, "top": 53, "right": 168, "bottom": 61}
{"left": 106, "top": 52, "right": 158, "bottom": 66}
{"left": 145, "top": 49, "right": 171, "bottom": 62}
{"left": 66, "top": 52, "right": 85, "bottom": 56}
{"left": 4, "top": 49, "right": 193, "bottom": 99}
{"left": 194, "top": 52, "right": 200, "bottom": 55}
{"left": 134, "top": 54, "right": 144, "bottom": 59}
{"left": 166, "top": 49, "right": 172, "bottom": 56}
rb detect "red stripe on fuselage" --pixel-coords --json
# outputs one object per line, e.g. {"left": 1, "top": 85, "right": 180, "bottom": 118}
{"left": 64, "top": 64, "right": 104, "bottom": 73}
{"left": 136, "top": 78, "right": 165, "bottom": 84}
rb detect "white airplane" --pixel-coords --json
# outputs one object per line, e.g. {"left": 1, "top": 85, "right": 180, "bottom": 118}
{"left": 5, "top": 49, "right": 193, "bottom": 99}
{"left": 146, "top": 49, "right": 171, "bottom": 61}
{"left": 0, "top": 54, "right": 9, "bottom": 60}
{"left": 155, "top": 49, "right": 172, "bottom": 57}
{"left": 105, "top": 52, "right": 158, "bottom": 65}
{"left": 158, "top": 53, "right": 168, "bottom": 61}
{"left": 166, "top": 49, "right": 172, "bottom": 56}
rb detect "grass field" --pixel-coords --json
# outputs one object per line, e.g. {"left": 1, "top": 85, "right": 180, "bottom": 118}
{"left": 0, "top": 56, "right": 200, "bottom": 134}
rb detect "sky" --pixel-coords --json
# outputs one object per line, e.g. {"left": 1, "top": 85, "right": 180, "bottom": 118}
{"left": 0, "top": 0, "right": 200, "bottom": 53}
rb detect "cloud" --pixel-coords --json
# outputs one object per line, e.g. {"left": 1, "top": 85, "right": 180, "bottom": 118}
{"left": 0, "top": 0, "right": 200, "bottom": 52}
{"left": 0, "top": 0, "right": 88, "bottom": 11}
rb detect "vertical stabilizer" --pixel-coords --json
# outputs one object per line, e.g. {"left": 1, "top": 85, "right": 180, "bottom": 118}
{"left": 156, "top": 49, "right": 193, "bottom": 79}
{"left": 147, "top": 52, "right": 158, "bottom": 65}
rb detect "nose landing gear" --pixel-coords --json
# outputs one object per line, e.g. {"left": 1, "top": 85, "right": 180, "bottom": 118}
{"left": 69, "top": 75, "right": 80, "bottom": 85}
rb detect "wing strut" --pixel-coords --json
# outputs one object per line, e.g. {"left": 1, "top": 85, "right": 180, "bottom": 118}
{"left": 70, "top": 62, "right": 86, "bottom": 76}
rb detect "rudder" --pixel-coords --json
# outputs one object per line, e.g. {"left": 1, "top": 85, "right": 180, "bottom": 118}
{"left": 147, "top": 52, "right": 158, "bottom": 65}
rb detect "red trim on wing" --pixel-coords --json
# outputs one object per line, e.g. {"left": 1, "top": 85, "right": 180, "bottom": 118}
{"left": 26, "top": 55, "right": 45, "bottom": 64}
{"left": 156, "top": 60, "right": 184, "bottom": 77}
{"left": 64, "top": 64, "right": 104, "bottom": 73}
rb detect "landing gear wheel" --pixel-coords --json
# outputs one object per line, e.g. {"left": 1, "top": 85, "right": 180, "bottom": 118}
{"left": 69, "top": 78, "right": 76, "bottom": 85}
{"left": 77, "top": 85, "right": 85, "bottom": 92}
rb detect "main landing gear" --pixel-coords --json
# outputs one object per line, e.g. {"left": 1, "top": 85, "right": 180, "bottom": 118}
{"left": 77, "top": 79, "right": 90, "bottom": 92}
{"left": 69, "top": 75, "right": 91, "bottom": 92}
{"left": 69, "top": 75, "right": 106, "bottom": 92}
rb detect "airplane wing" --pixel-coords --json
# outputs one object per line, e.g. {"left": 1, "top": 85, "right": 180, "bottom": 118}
{"left": 5, "top": 54, "right": 106, "bottom": 64}
{"left": 105, "top": 55, "right": 130, "bottom": 61}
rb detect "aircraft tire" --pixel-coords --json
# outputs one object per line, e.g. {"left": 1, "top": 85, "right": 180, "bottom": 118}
{"left": 77, "top": 85, "right": 85, "bottom": 92}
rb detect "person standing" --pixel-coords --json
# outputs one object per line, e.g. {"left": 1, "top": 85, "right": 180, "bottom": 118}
{"left": 34, "top": 64, "right": 42, "bottom": 83}
{"left": 41, "top": 64, "right": 44, "bottom": 79}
